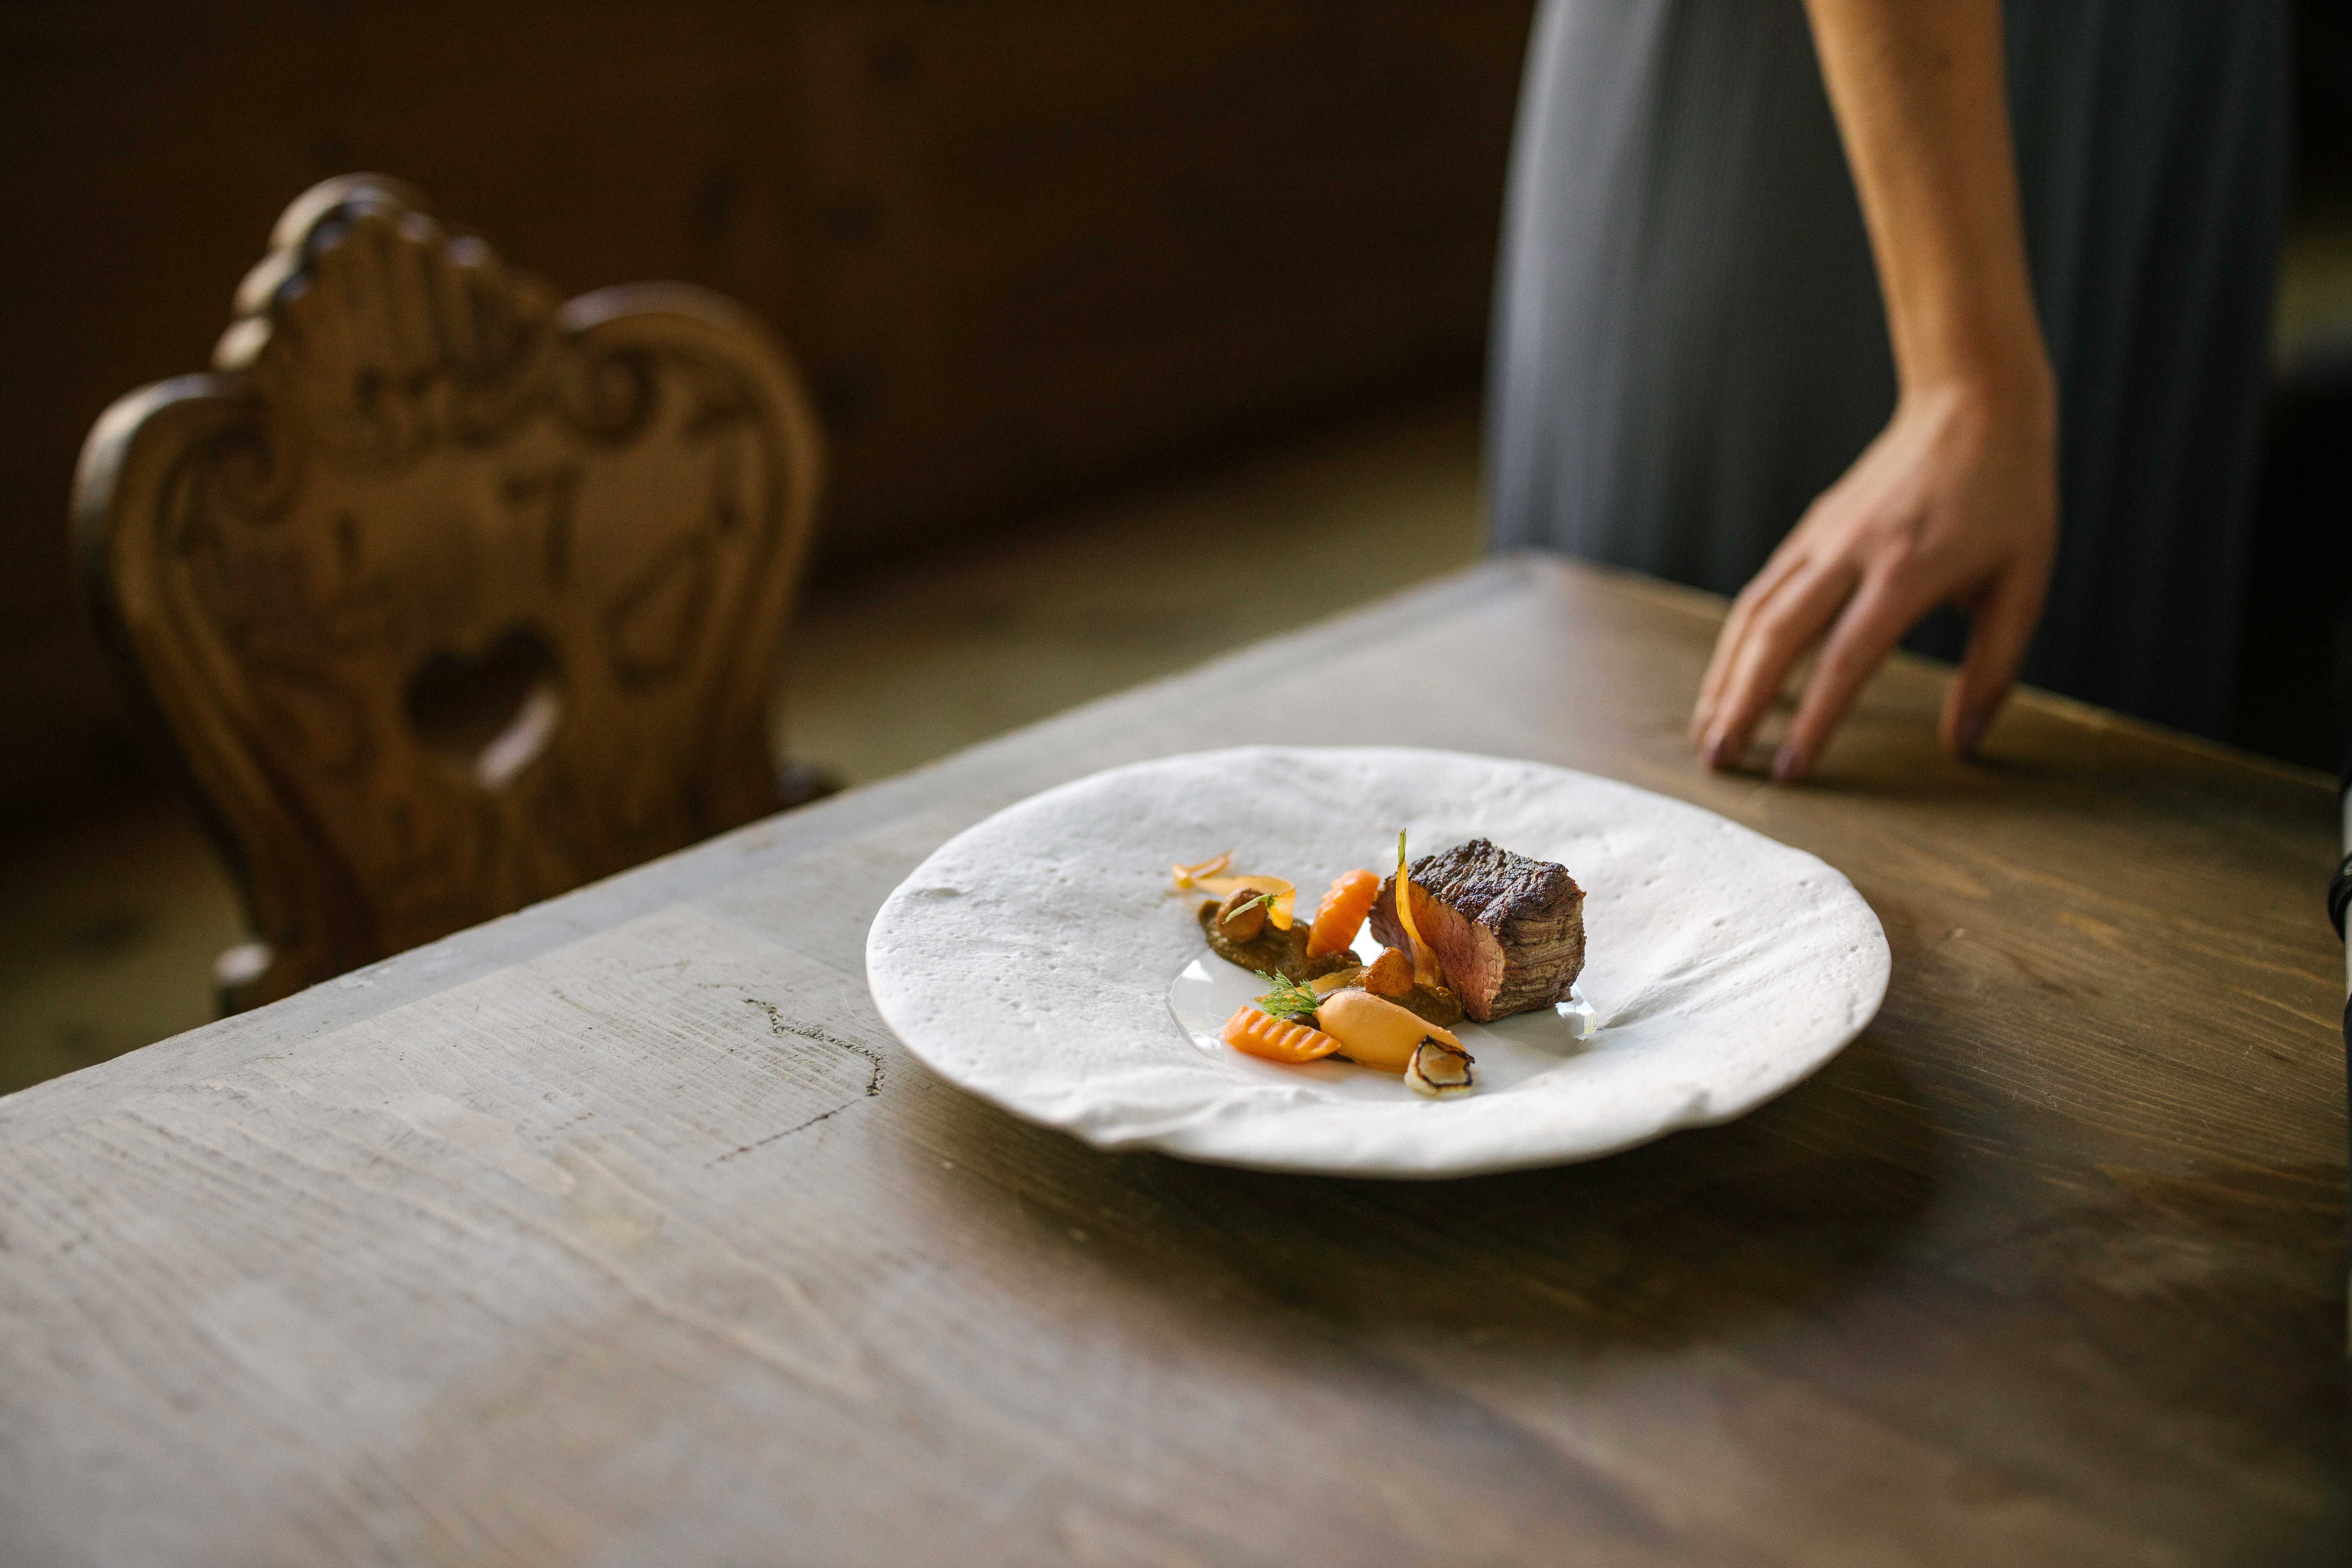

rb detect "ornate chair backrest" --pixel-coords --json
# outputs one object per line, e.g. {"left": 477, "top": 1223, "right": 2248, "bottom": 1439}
{"left": 75, "top": 175, "right": 824, "bottom": 1010}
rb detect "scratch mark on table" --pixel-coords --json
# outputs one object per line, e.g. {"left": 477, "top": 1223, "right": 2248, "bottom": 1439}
{"left": 717, "top": 999, "right": 886, "bottom": 1163}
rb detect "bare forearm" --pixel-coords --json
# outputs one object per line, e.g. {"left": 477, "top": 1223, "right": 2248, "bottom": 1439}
{"left": 1693, "top": 1, "right": 2063, "bottom": 781}
{"left": 1802, "top": 0, "right": 2051, "bottom": 412}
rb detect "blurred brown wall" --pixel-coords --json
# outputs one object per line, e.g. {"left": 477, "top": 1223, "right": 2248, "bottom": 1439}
{"left": 0, "top": 1, "right": 1534, "bottom": 808}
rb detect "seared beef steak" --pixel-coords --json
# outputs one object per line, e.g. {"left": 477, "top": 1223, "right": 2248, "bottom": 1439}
{"left": 1368, "top": 839, "right": 1584, "bottom": 1022}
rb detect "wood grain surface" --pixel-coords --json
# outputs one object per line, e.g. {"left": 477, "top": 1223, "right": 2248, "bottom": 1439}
{"left": 1, "top": 556, "right": 2342, "bottom": 1566}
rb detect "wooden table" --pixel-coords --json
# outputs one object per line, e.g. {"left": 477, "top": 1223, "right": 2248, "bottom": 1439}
{"left": 2, "top": 556, "right": 2343, "bottom": 1566}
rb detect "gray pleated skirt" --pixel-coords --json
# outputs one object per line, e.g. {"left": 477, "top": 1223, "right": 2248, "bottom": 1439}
{"left": 1488, "top": 0, "right": 2289, "bottom": 737}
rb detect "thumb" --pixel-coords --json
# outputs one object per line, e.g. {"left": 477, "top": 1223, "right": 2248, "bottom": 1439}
{"left": 1941, "top": 564, "right": 2044, "bottom": 758}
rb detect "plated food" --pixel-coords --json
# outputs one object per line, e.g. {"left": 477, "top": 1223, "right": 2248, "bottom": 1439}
{"left": 866, "top": 746, "right": 1889, "bottom": 1177}
{"left": 1180, "top": 835, "right": 1588, "bottom": 1098}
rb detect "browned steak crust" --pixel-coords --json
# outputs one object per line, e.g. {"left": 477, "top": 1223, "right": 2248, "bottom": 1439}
{"left": 1368, "top": 839, "right": 1584, "bottom": 1022}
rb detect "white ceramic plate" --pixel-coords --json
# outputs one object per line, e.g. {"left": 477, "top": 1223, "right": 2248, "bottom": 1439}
{"left": 865, "top": 747, "right": 1889, "bottom": 1178}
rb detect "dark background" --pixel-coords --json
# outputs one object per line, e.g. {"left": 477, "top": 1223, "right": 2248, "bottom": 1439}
{"left": 3, "top": 0, "right": 2348, "bottom": 806}
{"left": 2237, "top": 0, "right": 2352, "bottom": 772}
{"left": 0, "top": 0, "right": 1534, "bottom": 810}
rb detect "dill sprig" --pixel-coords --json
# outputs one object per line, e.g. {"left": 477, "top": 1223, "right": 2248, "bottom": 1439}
{"left": 1253, "top": 969, "right": 1323, "bottom": 1023}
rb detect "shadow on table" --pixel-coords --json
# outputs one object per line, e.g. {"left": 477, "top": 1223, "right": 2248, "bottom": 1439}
{"left": 918, "top": 1030, "right": 1940, "bottom": 1357}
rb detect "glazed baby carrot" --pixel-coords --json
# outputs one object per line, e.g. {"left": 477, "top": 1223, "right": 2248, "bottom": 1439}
{"left": 1305, "top": 868, "right": 1380, "bottom": 958}
{"left": 1222, "top": 1004, "right": 1343, "bottom": 1064}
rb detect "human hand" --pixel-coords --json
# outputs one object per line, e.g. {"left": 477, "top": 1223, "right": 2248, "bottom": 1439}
{"left": 1689, "top": 377, "right": 2057, "bottom": 781}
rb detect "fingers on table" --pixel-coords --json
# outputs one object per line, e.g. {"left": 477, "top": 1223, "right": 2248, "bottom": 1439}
{"left": 1940, "top": 563, "right": 2044, "bottom": 756}
{"left": 1698, "top": 560, "right": 1860, "bottom": 771}
{"left": 1693, "top": 551, "right": 1806, "bottom": 740}
{"left": 1773, "top": 571, "right": 1919, "bottom": 782}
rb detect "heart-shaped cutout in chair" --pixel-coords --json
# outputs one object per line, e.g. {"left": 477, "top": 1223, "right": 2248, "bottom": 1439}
{"left": 404, "top": 625, "right": 565, "bottom": 790}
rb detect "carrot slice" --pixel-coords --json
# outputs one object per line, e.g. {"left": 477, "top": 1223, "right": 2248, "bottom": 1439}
{"left": 1305, "top": 868, "right": 1380, "bottom": 958}
{"left": 1394, "top": 831, "right": 1441, "bottom": 987}
{"left": 1222, "top": 1004, "right": 1343, "bottom": 1064}
{"left": 1172, "top": 851, "right": 1234, "bottom": 889}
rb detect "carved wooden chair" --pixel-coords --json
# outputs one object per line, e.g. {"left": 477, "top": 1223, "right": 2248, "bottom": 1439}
{"left": 75, "top": 175, "right": 826, "bottom": 1011}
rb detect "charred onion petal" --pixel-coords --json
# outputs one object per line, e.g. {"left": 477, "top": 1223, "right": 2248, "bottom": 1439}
{"left": 1404, "top": 1038, "right": 1476, "bottom": 1099}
